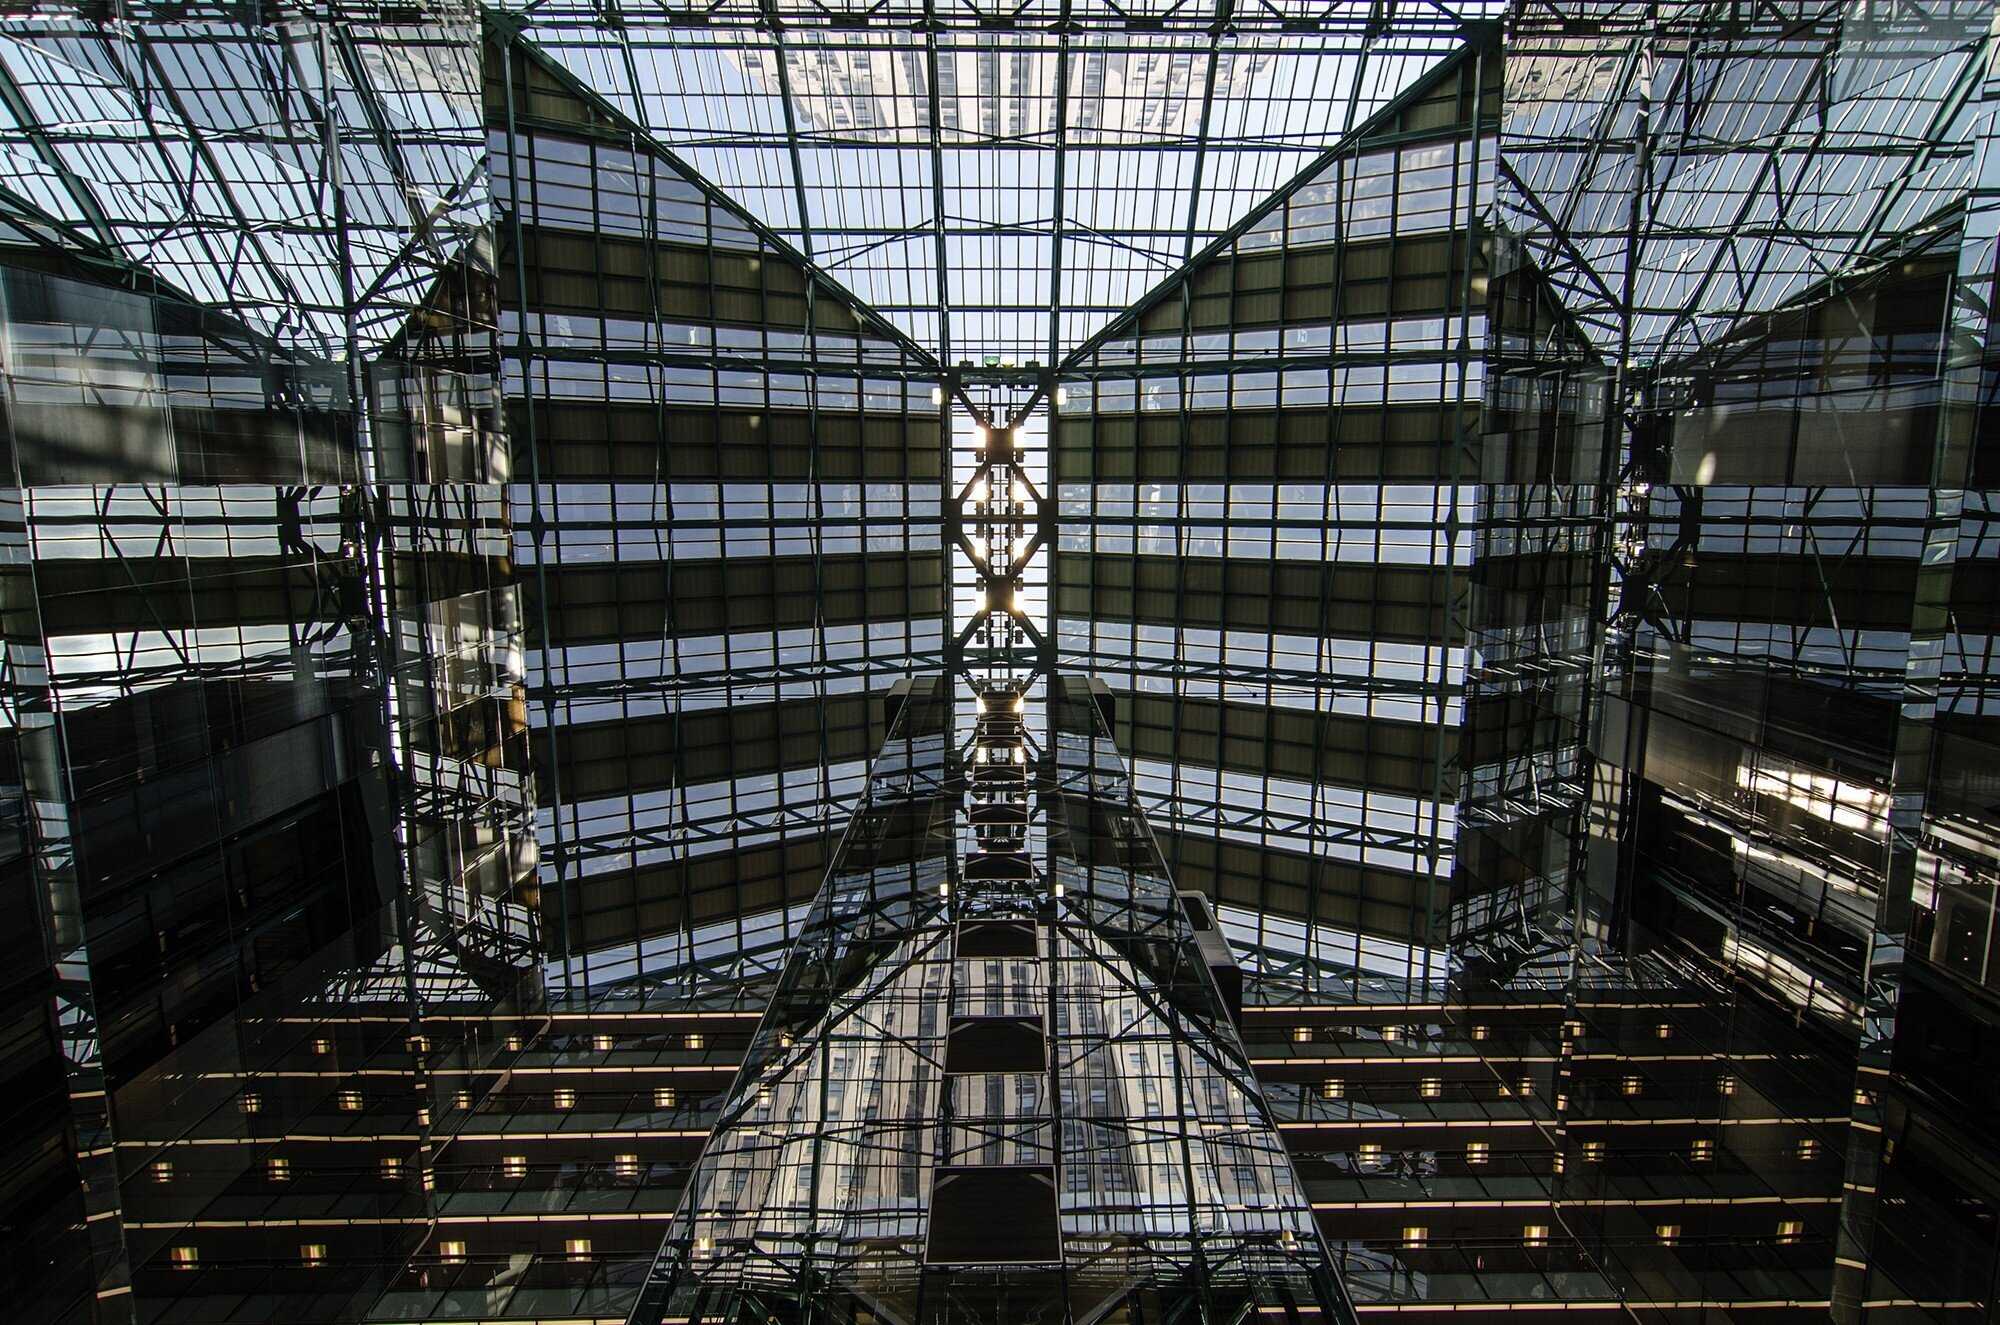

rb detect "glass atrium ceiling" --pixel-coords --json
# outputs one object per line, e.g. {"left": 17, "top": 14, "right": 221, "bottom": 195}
{"left": 498, "top": 0, "right": 1499, "bottom": 364}
{"left": 0, "top": 17, "right": 486, "bottom": 355}
{"left": 1501, "top": 0, "right": 1990, "bottom": 367}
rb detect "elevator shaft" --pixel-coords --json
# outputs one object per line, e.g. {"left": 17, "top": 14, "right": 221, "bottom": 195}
{"left": 626, "top": 674, "right": 1356, "bottom": 1325}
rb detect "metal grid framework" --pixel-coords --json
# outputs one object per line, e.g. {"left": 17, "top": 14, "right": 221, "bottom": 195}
{"left": 485, "top": 4, "right": 1503, "bottom": 992}
{"left": 1483, "top": 0, "right": 1998, "bottom": 973}
{"left": 1481, "top": 6, "right": 2000, "bottom": 1320}
{"left": 1048, "top": 43, "right": 1495, "bottom": 978}
{"left": 0, "top": 8, "right": 488, "bottom": 355}
{"left": 1501, "top": 0, "right": 1989, "bottom": 368}
{"left": 628, "top": 674, "right": 1355, "bottom": 1325}
{"left": 0, "top": 5, "right": 1987, "bottom": 996}
{"left": 3, "top": 3, "right": 1999, "bottom": 1320}
{"left": 0, "top": 2, "right": 542, "bottom": 1009}
{"left": 490, "top": 0, "right": 1499, "bottom": 364}
{"left": 490, "top": 29, "right": 949, "bottom": 986}
{"left": 0, "top": 7, "right": 549, "bottom": 1323}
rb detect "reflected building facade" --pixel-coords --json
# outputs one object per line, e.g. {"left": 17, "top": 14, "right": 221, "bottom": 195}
{"left": 0, "top": 8, "right": 540, "bottom": 1322}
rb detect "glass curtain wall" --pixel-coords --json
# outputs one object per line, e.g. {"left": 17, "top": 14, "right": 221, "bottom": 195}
{"left": 1052, "top": 47, "right": 1498, "bottom": 987}
{"left": 487, "top": 33, "right": 948, "bottom": 994}
{"left": 1493, "top": 3, "right": 2000, "bottom": 1318}
{"left": 0, "top": 7, "right": 538, "bottom": 1321}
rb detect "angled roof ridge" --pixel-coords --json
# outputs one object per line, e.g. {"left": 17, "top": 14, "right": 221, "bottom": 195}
{"left": 486, "top": 13, "right": 1491, "bottom": 367}
{"left": 486, "top": 7, "right": 948, "bottom": 377}
{"left": 1056, "top": 28, "right": 1494, "bottom": 372}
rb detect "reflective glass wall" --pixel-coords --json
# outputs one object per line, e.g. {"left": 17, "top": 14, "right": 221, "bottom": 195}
{"left": 1052, "top": 46, "right": 1498, "bottom": 983}
{"left": 487, "top": 35, "right": 947, "bottom": 992}
{"left": 1492, "top": 4, "right": 2000, "bottom": 1320}
{"left": 0, "top": 7, "right": 539, "bottom": 1321}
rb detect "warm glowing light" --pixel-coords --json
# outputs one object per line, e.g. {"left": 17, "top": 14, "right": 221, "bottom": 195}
{"left": 1737, "top": 763, "right": 1889, "bottom": 833}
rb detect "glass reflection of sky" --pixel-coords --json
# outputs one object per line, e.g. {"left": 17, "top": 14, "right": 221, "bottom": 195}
{"left": 0, "top": 19, "right": 485, "bottom": 355}
{"left": 1502, "top": 9, "right": 1991, "bottom": 366}
{"left": 507, "top": 16, "right": 1476, "bottom": 362}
